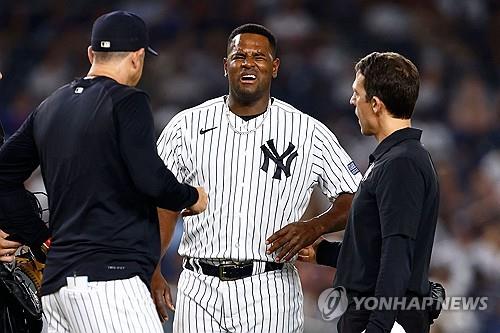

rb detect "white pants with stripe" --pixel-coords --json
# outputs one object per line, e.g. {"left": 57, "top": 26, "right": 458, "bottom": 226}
{"left": 41, "top": 276, "right": 163, "bottom": 333}
{"left": 173, "top": 263, "right": 304, "bottom": 333}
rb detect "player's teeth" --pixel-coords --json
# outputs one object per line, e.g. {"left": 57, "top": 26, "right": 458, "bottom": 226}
{"left": 242, "top": 75, "right": 256, "bottom": 80}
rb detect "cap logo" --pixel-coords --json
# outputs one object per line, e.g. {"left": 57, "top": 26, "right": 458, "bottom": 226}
{"left": 100, "top": 41, "right": 111, "bottom": 48}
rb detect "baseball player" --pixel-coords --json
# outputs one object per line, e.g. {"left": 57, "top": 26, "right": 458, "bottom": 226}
{"left": 0, "top": 11, "right": 207, "bottom": 333}
{"left": 154, "top": 24, "right": 362, "bottom": 332}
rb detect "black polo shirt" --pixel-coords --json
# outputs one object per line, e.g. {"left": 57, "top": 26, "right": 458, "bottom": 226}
{"left": 317, "top": 128, "right": 439, "bottom": 331}
{"left": 335, "top": 127, "right": 439, "bottom": 293}
{"left": 318, "top": 127, "right": 439, "bottom": 295}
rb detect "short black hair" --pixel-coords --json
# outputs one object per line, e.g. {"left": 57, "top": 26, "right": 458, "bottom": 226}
{"left": 93, "top": 51, "right": 130, "bottom": 63}
{"left": 355, "top": 52, "right": 419, "bottom": 119}
{"left": 227, "top": 23, "right": 277, "bottom": 57}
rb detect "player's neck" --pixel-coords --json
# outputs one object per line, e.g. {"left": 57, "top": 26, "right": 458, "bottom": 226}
{"left": 227, "top": 94, "right": 270, "bottom": 116}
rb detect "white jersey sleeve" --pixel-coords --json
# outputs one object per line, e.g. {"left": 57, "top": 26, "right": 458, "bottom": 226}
{"left": 156, "top": 113, "right": 189, "bottom": 182}
{"left": 312, "top": 121, "right": 362, "bottom": 199}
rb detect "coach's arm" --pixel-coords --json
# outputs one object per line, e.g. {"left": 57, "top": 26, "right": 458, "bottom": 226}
{"left": 151, "top": 208, "right": 181, "bottom": 322}
{"left": 266, "top": 192, "right": 353, "bottom": 262}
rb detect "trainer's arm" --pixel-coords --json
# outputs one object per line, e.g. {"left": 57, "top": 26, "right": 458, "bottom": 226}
{"left": 115, "top": 93, "right": 198, "bottom": 211}
{"left": 151, "top": 208, "right": 181, "bottom": 321}
{"left": 315, "top": 240, "right": 343, "bottom": 267}
{"left": 366, "top": 235, "right": 415, "bottom": 333}
{"left": 366, "top": 158, "right": 423, "bottom": 333}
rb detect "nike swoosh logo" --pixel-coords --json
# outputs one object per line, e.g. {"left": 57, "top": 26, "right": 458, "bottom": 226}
{"left": 199, "top": 127, "right": 218, "bottom": 135}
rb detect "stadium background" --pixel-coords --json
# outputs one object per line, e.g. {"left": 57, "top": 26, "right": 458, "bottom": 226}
{"left": 0, "top": 1, "right": 498, "bottom": 332}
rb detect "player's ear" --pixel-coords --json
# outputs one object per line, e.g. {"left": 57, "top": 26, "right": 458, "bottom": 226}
{"left": 223, "top": 58, "right": 228, "bottom": 77}
{"left": 87, "top": 46, "right": 94, "bottom": 64}
{"left": 272, "top": 57, "right": 280, "bottom": 79}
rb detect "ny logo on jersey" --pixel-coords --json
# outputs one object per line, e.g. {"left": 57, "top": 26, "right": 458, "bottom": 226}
{"left": 260, "top": 139, "right": 298, "bottom": 180}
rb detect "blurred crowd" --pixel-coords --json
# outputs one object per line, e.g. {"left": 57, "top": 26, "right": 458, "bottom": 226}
{"left": 0, "top": 0, "right": 498, "bottom": 332}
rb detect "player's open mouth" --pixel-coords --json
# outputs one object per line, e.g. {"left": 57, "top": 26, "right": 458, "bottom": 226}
{"left": 240, "top": 74, "right": 257, "bottom": 83}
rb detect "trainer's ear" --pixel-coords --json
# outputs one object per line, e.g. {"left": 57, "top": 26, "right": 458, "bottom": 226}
{"left": 87, "top": 46, "right": 94, "bottom": 64}
{"left": 371, "top": 96, "right": 385, "bottom": 115}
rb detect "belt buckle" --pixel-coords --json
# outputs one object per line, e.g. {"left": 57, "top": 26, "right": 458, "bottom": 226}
{"left": 219, "top": 263, "right": 239, "bottom": 281}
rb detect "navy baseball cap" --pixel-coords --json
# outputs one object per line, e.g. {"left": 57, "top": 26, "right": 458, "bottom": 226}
{"left": 91, "top": 11, "right": 158, "bottom": 56}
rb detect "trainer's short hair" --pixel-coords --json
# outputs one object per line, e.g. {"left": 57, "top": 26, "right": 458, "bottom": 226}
{"left": 355, "top": 52, "right": 419, "bottom": 119}
{"left": 92, "top": 51, "right": 130, "bottom": 63}
{"left": 227, "top": 23, "right": 277, "bottom": 57}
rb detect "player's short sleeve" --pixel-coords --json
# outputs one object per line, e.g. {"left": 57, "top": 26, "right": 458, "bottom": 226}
{"left": 157, "top": 113, "right": 188, "bottom": 181}
{"left": 312, "top": 122, "right": 361, "bottom": 200}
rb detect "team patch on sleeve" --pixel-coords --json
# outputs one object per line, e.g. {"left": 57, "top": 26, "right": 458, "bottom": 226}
{"left": 347, "top": 161, "right": 360, "bottom": 175}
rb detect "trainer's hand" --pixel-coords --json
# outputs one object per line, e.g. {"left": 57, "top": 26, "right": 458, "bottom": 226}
{"left": 297, "top": 238, "right": 323, "bottom": 264}
{"left": 0, "top": 229, "right": 21, "bottom": 263}
{"left": 182, "top": 187, "right": 208, "bottom": 217}
{"left": 151, "top": 266, "right": 175, "bottom": 322}
{"left": 266, "top": 221, "right": 321, "bottom": 262}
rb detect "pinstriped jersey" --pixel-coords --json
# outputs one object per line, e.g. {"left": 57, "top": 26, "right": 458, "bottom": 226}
{"left": 157, "top": 96, "right": 362, "bottom": 262}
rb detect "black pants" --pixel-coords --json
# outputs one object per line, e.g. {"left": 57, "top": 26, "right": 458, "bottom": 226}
{"left": 337, "top": 303, "right": 430, "bottom": 333}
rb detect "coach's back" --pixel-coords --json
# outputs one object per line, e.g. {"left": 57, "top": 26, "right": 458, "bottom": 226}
{"left": 34, "top": 76, "right": 160, "bottom": 296}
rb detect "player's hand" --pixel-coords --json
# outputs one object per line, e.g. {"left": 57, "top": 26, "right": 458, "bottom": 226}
{"left": 266, "top": 221, "right": 321, "bottom": 262}
{"left": 0, "top": 229, "right": 21, "bottom": 263}
{"left": 182, "top": 187, "right": 208, "bottom": 217}
{"left": 151, "top": 265, "right": 175, "bottom": 322}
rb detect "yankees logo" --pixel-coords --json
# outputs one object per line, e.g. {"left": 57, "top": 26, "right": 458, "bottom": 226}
{"left": 260, "top": 139, "right": 298, "bottom": 179}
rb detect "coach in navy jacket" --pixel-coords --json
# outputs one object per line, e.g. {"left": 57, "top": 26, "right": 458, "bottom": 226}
{"left": 0, "top": 11, "right": 207, "bottom": 332}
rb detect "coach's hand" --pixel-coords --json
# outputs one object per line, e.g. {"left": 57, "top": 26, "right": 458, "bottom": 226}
{"left": 266, "top": 221, "right": 321, "bottom": 262}
{"left": 0, "top": 229, "right": 21, "bottom": 263}
{"left": 151, "top": 266, "right": 175, "bottom": 322}
{"left": 182, "top": 187, "right": 208, "bottom": 217}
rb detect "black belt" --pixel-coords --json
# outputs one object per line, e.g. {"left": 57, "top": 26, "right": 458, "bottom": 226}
{"left": 184, "top": 259, "right": 284, "bottom": 281}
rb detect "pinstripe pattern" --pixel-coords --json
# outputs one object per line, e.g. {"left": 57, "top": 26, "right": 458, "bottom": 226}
{"left": 157, "top": 96, "right": 361, "bottom": 262}
{"left": 42, "top": 276, "right": 163, "bottom": 333}
{"left": 158, "top": 96, "right": 360, "bottom": 332}
{"left": 173, "top": 264, "right": 303, "bottom": 333}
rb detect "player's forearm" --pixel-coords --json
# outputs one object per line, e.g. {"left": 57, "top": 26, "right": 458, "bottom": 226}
{"left": 156, "top": 208, "right": 180, "bottom": 260}
{"left": 304, "top": 193, "right": 354, "bottom": 236}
